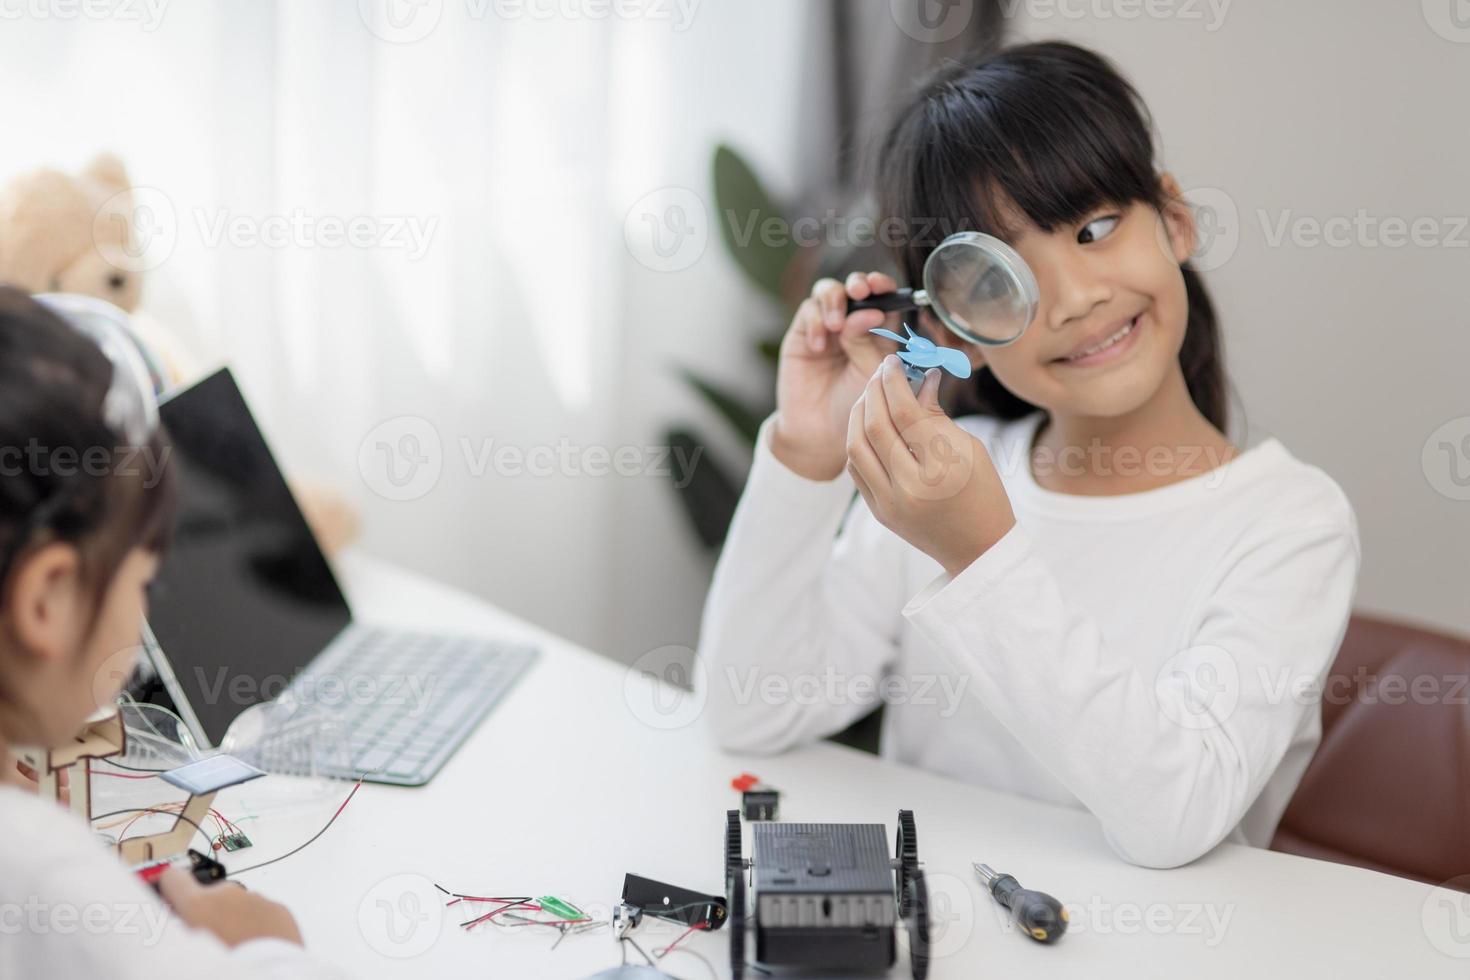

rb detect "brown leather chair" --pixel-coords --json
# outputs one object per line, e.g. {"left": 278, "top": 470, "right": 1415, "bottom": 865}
{"left": 1271, "top": 614, "right": 1470, "bottom": 891}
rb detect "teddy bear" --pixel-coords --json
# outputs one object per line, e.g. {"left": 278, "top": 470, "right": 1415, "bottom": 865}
{"left": 0, "top": 153, "right": 361, "bottom": 557}
{"left": 0, "top": 153, "right": 141, "bottom": 306}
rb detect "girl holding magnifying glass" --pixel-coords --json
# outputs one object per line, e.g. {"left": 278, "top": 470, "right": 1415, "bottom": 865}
{"left": 700, "top": 41, "right": 1359, "bottom": 870}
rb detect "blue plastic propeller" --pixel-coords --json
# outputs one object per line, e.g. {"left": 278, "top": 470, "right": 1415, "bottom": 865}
{"left": 870, "top": 323, "right": 972, "bottom": 380}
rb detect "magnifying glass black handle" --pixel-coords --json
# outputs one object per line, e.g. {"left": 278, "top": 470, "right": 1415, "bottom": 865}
{"left": 848, "top": 288, "right": 922, "bottom": 314}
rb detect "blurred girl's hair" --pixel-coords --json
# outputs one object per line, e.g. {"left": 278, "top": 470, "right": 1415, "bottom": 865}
{"left": 0, "top": 285, "right": 176, "bottom": 627}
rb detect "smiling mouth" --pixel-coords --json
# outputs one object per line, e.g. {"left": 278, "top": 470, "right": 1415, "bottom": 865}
{"left": 1053, "top": 315, "right": 1141, "bottom": 364}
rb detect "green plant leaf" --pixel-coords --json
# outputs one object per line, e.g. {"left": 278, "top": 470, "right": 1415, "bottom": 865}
{"left": 712, "top": 144, "right": 797, "bottom": 303}
{"left": 679, "top": 367, "right": 769, "bottom": 446}
{"left": 664, "top": 429, "right": 743, "bottom": 550}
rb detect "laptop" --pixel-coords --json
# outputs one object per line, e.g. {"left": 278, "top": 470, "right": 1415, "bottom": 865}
{"left": 141, "top": 367, "right": 537, "bottom": 785}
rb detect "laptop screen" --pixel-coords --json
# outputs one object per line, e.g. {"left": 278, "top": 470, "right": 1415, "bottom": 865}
{"left": 147, "top": 368, "right": 352, "bottom": 745}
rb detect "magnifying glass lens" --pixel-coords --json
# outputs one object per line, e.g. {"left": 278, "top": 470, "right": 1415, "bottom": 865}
{"left": 924, "top": 233, "right": 1038, "bottom": 346}
{"left": 843, "top": 232, "right": 1038, "bottom": 346}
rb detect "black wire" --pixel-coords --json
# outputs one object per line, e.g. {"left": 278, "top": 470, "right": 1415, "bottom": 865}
{"left": 455, "top": 897, "right": 533, "bottom": 929}
{"left": 227, "top": 779, "right": 362, "bottom": 876}
{"left": 97, "top": 758, "right": 171, "bottom": 774}
{"left": 625, "top": 936, "right": 656, "bottom": 966}
{"left": 631, "top": 900, "right": 722, "bottom": 928}
{"left": 92, "top": 807, "right": 212, "bottom": 855}
{"left": 641, "top": 901, "right": 715, "bottom": 916}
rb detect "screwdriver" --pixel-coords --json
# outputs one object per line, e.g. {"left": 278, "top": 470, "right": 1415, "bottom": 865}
{"left": 973, "top": 863, "right": 1069, "bottom": 943}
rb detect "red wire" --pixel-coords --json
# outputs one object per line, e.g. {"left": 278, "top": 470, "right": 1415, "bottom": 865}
{"left": 116, "top": 810, "right": 151, "bottom": 840}
{"left": 207, "top": 809, "right": 244, "bottom": 842}
{"left": 659, "top": 921, "right": 707, "bottom": 957}
{"left": 329, "top": 779, "right": 362, "bottom": 822}
{"left": 112, "top": 802, "right": 237, "bottom": 846}
{"left": 210, "top": 808, "right": 243, "bottom": 836}
{"left": 461, "top": 903, "right": 522, "bottom": 930}
{"left": 444, "top": 888, "right": 602, "bottom": 933}
{"left": 443, "top": 888, "right": 597, "bottom": 932}
{"left": 454, "top": 895, "right": 540, "bottom": 906}
{"left": 460, "top": 899, "right": 543, "bottom": 930}
{"left": 92, "top": 766, "right": 236, "bottom": 838}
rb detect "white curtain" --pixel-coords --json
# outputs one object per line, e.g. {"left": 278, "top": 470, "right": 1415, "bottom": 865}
{"left": 0, "top": 0, "right": 809, "bottom": 660}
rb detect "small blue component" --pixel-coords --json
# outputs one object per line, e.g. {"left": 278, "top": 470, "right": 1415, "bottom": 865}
{"left": 870, "top": 323, "right": 972, "bottom": 380}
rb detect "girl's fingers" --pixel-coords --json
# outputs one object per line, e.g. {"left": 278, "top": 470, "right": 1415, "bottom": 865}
{"left": 880, "top": 363, "right": 943, "bottom": 476}
{"left": 830, "top": 271, "right": 897, "bottom": 342}
{"left": 916, "top": 368, "right": 942, "bottom": 410}
{"left": 812, "top": 278, "right": 846, "bottom": 329}
{"left": 846, "top": 394, "right": 891, "bottom": 494}
{"left": 836, "top": 308, "right": 891, "bottom": 375}
{"left": 878, "top": 354, "right": 926, "bottom": 433}
{"left": 866, "top": 271, "right": 899, "bottom": 294}
{"left": 847, "top": 456, "right": 878, "bottom": 513}
{"left": 795, "top": 298, "right": 823, "bottom": 353}
{"left": 157, "top": 867, "right": 204, "bottom": 908}
{"left": 840, "top": 307, "right": 887, "bottom": 340}
{"left": 862, "top": 358, "right": 909, "bottom": 466}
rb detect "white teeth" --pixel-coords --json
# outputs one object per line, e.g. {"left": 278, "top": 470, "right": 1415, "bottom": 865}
{"left": 1067, "top": 317, "right": 1137, "bottom": 361}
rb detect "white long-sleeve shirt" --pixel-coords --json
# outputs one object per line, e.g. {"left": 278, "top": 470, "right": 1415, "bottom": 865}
{"left": 699, "top": 410, "right": 1360, "bottom": 869}
{"left": 0, "top": 784, "right": 344, "bottom": 979}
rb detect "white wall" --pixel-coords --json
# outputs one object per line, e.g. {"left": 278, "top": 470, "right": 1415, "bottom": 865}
{"left": 1006, "top": 1, "right": 1470, "bottom": 636}
{"left": 542, "top": 1, "right": 813, "bottom": 664}
{"left": 0, "top": 1, "right": 809, "bottom": 668}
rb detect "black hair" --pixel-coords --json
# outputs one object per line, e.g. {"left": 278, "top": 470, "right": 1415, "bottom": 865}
{"left": 0, "top": 286, "right": 177, "bottom": 628}
{"left": 874, "top": 40, "right": 1228, "bottom": 430}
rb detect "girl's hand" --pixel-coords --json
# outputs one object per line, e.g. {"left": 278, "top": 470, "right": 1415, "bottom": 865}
{"left": 12, "top": 759, "right": 70, "bottom": 806}
{"left": 158, "top": 868, "right": 304, "bottom": 947}
{"left": 846, "top": 355, "right": 1017, "bottom": 577}
{"left": 771, "top": 272, "right": 903, "bottom": 480}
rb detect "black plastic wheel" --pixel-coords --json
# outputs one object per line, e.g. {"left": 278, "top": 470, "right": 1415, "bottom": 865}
{"left": 895, "top": 810, "right": 919, "bottom": 916}
{"left": 725, "top": 810, "right": 746, "bottom": 977}
{"left": 725, "top": 809, "right": 742, "bottom": 871}
{"left": 728, "top": 860, "right": 747, "bottom": 979}
{"left": 904, "top": 869, "right": 931, "bottom": 980}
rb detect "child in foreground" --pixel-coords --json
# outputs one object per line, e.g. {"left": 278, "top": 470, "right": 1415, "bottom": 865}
{"left": 0, "top": 287, "right": 343, "bottom": 977}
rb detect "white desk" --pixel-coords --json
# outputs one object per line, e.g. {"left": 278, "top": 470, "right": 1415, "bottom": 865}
{"left": 216, "top": 552, "right": 1467, "bottom": 978}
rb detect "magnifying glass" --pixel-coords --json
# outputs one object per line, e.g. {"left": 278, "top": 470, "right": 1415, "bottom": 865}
{"left": 848, "top": 232, "right": 1039, "bottom": 346}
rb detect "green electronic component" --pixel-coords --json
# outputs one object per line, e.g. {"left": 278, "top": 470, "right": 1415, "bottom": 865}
{"left": 537, "top": 896, "right": 583, "bottom": 920}
{"left": 220, "top": 832, "right": 253, "bottom": 852}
